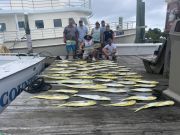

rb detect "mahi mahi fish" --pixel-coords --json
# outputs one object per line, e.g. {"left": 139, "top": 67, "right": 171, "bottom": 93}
{"left": 135, "top": 101, "right": 175, "bottom": 112}
{"left": 92, "top": 89, "right": 127, "bottom": 93}
{"left": 32, "top": 95, "right": 70, "bottom": 100}
{"left": 58, "top": 100, "right": 97, "bottom": 107}
{"left": 103, "top": 83, "right": 125, "bottom": 87}
{"left": 135, "top": 80, "right": 159, "bottom": 84}
{"left": 131, "top": 88, "right": 153, "bottom": 92}
{"left": 121, "top": 96, "right": 157, "bottom": 101}
{"left": 117, "top": 81, "right": 136, "bottom": 85}
{"left": 74, "top": 94, "right": 111, "bottom": 101}
{"left": 48, "top": 89, "right": 78, "bottom": 94}
{"left": 103, "top": 100, "right": 136, "bottom": 107}
{"left": 56, "top": 79, "right": 93, "bottom": 84}
{"left": 134, "top": 84, "right": 157, "bottom": 88}
{"left": 65, "top": 84, "right": 107, "bottom": 89}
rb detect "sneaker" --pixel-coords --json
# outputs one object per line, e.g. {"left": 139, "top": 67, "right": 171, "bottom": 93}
{"left": 92, "top": 57, "right": 96, "bottom": 61}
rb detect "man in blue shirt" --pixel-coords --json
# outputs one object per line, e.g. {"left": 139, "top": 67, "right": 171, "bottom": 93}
{"left": 77, "top": 20, "right": 88, "bottom": 58}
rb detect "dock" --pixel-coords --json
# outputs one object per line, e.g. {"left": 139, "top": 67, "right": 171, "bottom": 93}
{"left": 0, "top": 56, "right": 180, "bottom": 135}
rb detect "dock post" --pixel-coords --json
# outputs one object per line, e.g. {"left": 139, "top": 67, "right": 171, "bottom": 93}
{"left": 24, "top": 13, "right": 33, "bottom": 54}
{"left": 135, "top": 0, "right": 145, "bottom": 43}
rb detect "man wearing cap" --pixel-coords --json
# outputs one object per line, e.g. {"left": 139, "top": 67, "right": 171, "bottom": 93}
{"left": 77, "top": 20, "right": 88, "bottom": 58}
{"left": 91, "top": 22, "right": 101, "bottom": 59}
{"left": 103, "top": 24, "right": 114, "bottom": 45}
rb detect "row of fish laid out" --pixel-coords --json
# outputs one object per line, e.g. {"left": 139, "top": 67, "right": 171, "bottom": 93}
{"left": 33, "top": 60, "right": 174, "bottom": 112}
{"left": 44, "top": 80, "right": 158, "bottom": 89}
{"left": 31, "top": 94, "right": 175, "bottom": 112}
{"left": 46, "top": 88, "right": 153, "bottom": 94}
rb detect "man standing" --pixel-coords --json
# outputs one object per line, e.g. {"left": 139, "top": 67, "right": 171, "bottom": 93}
{"left": 103, "top": 24, "right": 114, "bottom": 45}
{"left": 91, "top": 22, "right": 101, "bottom": 59}
{"left": 77, "top": 20, "right": 88, "bottom": 58}
{"left": 63, "top": 18, "right": 78, "bottom": 59}
{"left": 100, "top": 20, "right": 106, "bottom": 43}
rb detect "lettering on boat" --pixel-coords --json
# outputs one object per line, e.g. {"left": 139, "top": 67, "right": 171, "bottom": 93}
{"left": 0, "top": 76, "right": 37, "bottom": 108}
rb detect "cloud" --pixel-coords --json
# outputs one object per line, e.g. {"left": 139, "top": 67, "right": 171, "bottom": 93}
{"left": 90, "top": 0, "right": 167, "bottom": 30}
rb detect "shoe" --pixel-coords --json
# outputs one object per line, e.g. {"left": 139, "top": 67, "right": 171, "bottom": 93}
{"left": 92, "top": 57, "right": 96, "bottom": 61}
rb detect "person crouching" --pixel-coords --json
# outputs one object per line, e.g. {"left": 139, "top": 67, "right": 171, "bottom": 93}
{"left": 103, "top": 38, "right": 117, "bottom": 61}
{"left": 80, "top": 35, "right": 95, "bottom": 61}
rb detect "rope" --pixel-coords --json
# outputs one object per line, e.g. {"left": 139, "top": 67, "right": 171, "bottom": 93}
{"left": 24, "top": 77, "right": 52, "bottom": 94}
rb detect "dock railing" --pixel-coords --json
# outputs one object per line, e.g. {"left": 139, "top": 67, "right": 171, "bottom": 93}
{"left": 0, "top": 0, "right": 91, "bottom": 11}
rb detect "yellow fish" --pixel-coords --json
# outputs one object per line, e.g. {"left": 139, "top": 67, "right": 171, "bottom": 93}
{"left": 92, "top": 89, "right": 127, "bottom": 93}
{"left": 42, "top": 75, "right": 70, "bottom": 80}
{"left": 117, "top": 81, "right": 136, "bottom": 85}
{"left": 122, "top": 96, "right": 157, "bottom": 101}
{"left": 65, "top": 84, "right": 107, "bottom": 89}
{"left": 124, "top": 75, "right": 142, "bottom": 79}
{"left": 134, "top": 84, "right": 157, "bottom": 88}
{"left": 135, "top": 101, "right": 175, "bottom": 112}
{"left": 48, "top": 89, "right": 78, "bottom": 94}
{"left": 74, "top": 94, "right": 111, "bottom": 101}
{"left": 57, "top": 79, "right": 93, "bottom": 84}
{"left": 103, "top": 100, "right": 136, "bottom": 107}
{"left": 95, "top": 76, "right": 118, "bottom": 80}
{"left": 32, "top": 95, "right": 70, "bottom": 100}
{"left": 131, "top": 88, "right": 153, "bottom": 92}
{"left": 136, "top": 80, "right": 159, "bottom": 85}
{"left": 71, "top": 76, "right": 95, "bottom": 79}
{"left": 103, "top": 83, "right": 125, "bottom": 87}
{"left": 93, "top": 79, "right": 113, "bottom": 83}
{"left": 58, "top": 100, "right": 97, "bottom": 107}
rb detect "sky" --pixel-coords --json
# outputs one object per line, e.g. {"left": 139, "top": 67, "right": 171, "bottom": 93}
{"left": 89, "top": 0, "right": 167, "bottom": 30}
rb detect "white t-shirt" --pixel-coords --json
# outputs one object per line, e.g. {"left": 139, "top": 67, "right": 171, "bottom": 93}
{"left": 104, "top": 44, "right": 116, "bottom": 54}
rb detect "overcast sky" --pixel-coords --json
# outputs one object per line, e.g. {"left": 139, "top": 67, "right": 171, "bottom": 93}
{"left": 89, "top": 0, "right": 167, "bottom": 30}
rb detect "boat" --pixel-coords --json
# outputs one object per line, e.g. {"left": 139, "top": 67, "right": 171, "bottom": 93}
{"left": 0, "top": 53, "right": 45, "bottom": 112}
{"left": 0, "top": 0, "right": 136, "bottom": 56}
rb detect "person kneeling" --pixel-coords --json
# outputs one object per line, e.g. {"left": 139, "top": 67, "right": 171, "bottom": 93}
{"left": 102, "top": 38, "right": 117, "bottom": 60}
{"left": 80, "top": 35, "right": 95, "bottom": 61}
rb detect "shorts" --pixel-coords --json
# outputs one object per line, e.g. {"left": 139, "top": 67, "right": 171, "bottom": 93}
{"left": 93, "top": 42, "right": 101, "bottom": 49}
{"left": 66, "top": 40, "right": 76, "bottom": 52}
{"left": 83, "top": 48, "right": 94, "bottom": 59}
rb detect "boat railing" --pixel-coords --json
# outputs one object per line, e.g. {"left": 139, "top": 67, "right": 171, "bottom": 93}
{"left": 0, "top": 0, "right": 91, "bottom": 11}
{"left": 89, "top": 21, "right": 136, "bottom": 31}
{"left": 0, "top": 21, "right": 136, "bottom": 42}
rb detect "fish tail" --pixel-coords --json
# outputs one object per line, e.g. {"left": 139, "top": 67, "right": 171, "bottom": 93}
{"left": 134, "top": 107, "right": 145, "bottom": 112}
{"left": 57, "top": 104, "right": 65, "bottom": 108}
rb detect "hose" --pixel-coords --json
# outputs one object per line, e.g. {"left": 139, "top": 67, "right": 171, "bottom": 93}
{"left": 24, "top": 77, "right": 52, "bottom": 94}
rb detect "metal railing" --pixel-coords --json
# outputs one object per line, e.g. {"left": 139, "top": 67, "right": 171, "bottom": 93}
{"left": 89, "top": 21, "right": 136, "bottom": 31}
{"left": 0, "top": 0, "right": 91, "bottom": 11}
{"left": 0, "top": 21, "right": 136, "bottom": 42}
{"left": 0, "top": 28, "right": 64, "bottom": 42}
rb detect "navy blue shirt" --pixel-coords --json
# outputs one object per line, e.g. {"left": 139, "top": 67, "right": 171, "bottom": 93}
{"left": 104, "top": 30, "right": 114, "bottom": 42}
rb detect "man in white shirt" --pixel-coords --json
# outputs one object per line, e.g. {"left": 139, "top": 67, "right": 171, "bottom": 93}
{"left": 103, "top": 38, "right": 117, "bottom": 60}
